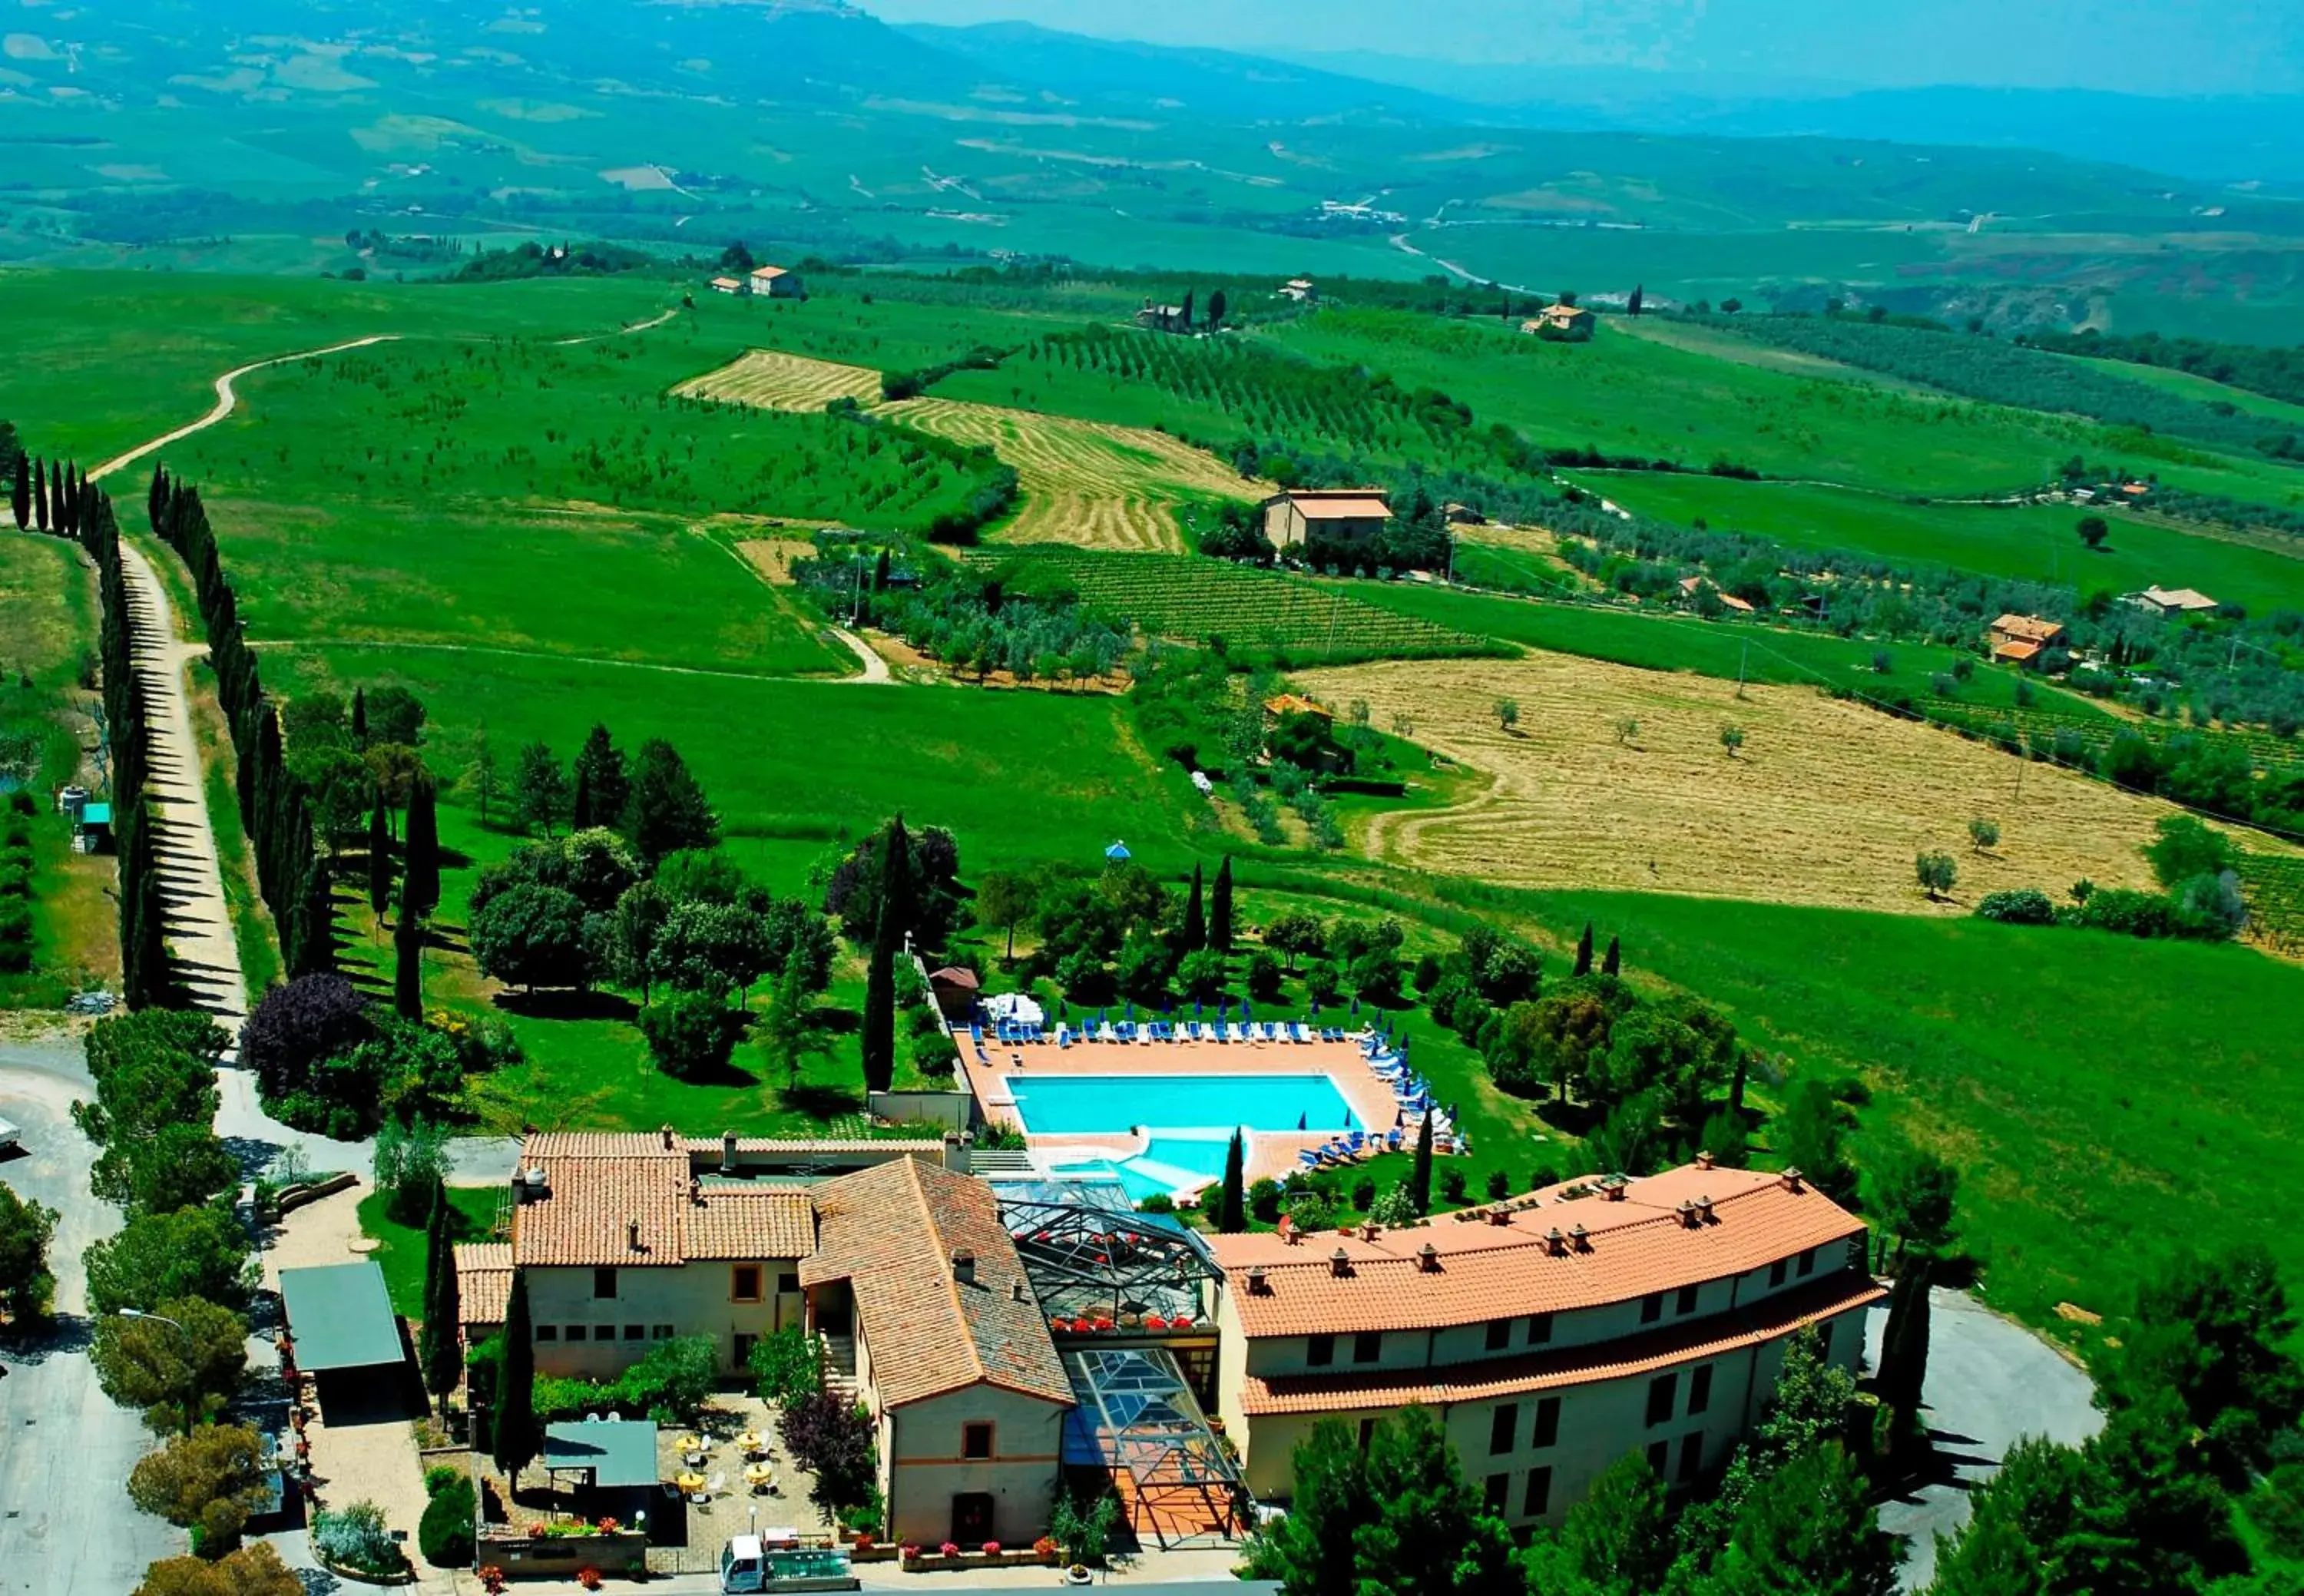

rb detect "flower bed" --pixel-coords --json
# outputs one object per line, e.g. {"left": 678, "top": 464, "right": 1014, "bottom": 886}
{"left": 897, "top": 1541, "right": 1061, "bottom": 1573}
{"left": 474, "top": 1527, "right": 650, "bottom": 1581}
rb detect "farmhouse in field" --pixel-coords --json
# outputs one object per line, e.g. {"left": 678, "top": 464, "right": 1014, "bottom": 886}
{"left": 709, "top": 276, "right": 744, "bottom": 296}
{"left": 1262, "top": 693, "right": 1333, "bottom": 721}
{"left": 1677, "top": 575, "right": 1755, "bottom": 614}
{"left": 1523, "top": 303, "right": 1594, "bottom": 342}
{"left": 1209, "top": 1161, "right": 1881, "bottom": 1527}
{"left": 2122, "top": 585, "right": 2221, "bottom": 618}
{"left": 748, "top": 263, "right": 805, "bottom": 298}
{"left": 1263, "top": 487, "right": 1393, "bottom": 550}
{"left": 1444, "top": 502, "right": 1487, "bottom": 525}
{"left": 1135, "top": 299, "right": 1191, "bottom": 333}
{"left": 1988, "top": 612, "right": 2067, "bottom": 665}
{"left": 1279, "top": 277, "right": 1319, "bottom": 303}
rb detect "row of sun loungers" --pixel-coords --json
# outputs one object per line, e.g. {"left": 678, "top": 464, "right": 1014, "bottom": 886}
{"left": 975, "top": 1019, "right": 1362, "bottom": 1048}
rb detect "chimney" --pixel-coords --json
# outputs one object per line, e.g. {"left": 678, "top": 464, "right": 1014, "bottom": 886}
{"left": 1783, "top": 1167, "right": 1806, "bottom": 1194}
{"left": 720, "top": 1129, "right": 738, "bottom": 1174}
{"left": 1360, "top": 1222, "right": 1379, "bottom": 1242}
{"left": 952, "top": 1250, "right": 977, "bottom": 1286}
{"left": 1487, "top": 1206, "right": 1512, "bottom": 1227}
{"left": 1246, "top": 1267, "right": 1270, "bottom": 1296}
{"left": 1601, "top": 1174, "right": 1628, "bottom": 1202}
{"left": 687, "top": 1176, "right": 702, "bottom": 1207}
{"left": 660, "top": 1124, "right": 675, "bottom": 1151}
{"left": 1697, "top": 1195, "right": 1715, "bottom": 1223}
{"left": 627, "top": 1217, "right": 642, "bottom": 1252}
{"left": 1677, "top": 1200, "right": 1700, "bottom": 1230}
{"left": 1011, "top": 1280, "right": 1029, "bottom": 1304}
{"left": 1569, "top": 1223, "right": 1591, "bottom": 1253}
{"left": 1418, "top": 1242, "right": 1440, "bottom": 1273}
{"left": 1695, "top": 1149, "right": 1716, "bottom": 1171}
{"left": 1329, "top": 1247, "right": 1352, "bottom": 1279}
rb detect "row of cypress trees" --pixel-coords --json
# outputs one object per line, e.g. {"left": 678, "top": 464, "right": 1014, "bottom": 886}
{"left": 147, "top": 465, "right": 334, "bottom": 981}
{"left": 23, "top": 451, "right": 172, "bottom": 1008}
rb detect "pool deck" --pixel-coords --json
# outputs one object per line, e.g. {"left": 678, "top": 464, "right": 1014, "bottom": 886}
{"left": 956, "top": 1031, "right": 1413, "bottom": 1188}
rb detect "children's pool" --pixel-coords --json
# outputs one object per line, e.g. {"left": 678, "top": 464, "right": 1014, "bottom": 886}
{"left": 1051, "top": 1137, "right": 1239, "bottom": 1204}
{"left": 1005, "top": 1073, "right": 1363, "bottom": 1137}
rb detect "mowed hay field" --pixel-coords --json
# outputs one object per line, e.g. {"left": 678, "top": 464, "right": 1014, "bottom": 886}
{"left": 1300, "top": 655, "right": 2226, "bottom": 915}
{"left": 680, "top": 349, "right": 1262, "bottom": 552}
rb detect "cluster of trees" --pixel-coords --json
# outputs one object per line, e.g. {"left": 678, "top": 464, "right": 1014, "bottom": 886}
{"left": 440, "top": 239, "right": 654, "bottom": 283}
{"left": 793, "top": 539, "right": 1130, "bottom": 687}
{"left": 1975, "top": 816, "right": 2250, "bottom": 943}
{"left": 0, "top": 793, "right": 34, "bottom": 976}
{"left": 495, "top": 722, "right": 717, "bottom": 867}
{"left": 1716, "top": 312, "right": 2304, "bottom": 465}
{"left": 240, "top": 970, "right": 497, "bottom": 1136}
{"left": 1293, "top": 482, "right": 1456, "bottom": 578}
{"left": 151, "top": 470, "right": 335, "bottom": 981}
{"left": 1247, "top": 1329, "right": 1903, "bottom": 1596}
{"left": 2018, "top": 326, "right": 2304, "bottom": 412}
{"left": 752, "top": 1326, "right": 882, "bottom": 1531}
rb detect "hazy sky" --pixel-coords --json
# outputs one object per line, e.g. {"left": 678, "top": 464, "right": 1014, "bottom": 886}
{"left": 869, "top": 0, "right": 2304, "bottom": 96}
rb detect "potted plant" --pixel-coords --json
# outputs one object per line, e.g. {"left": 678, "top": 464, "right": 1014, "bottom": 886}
{"left": 1033, "top": 1538, "right": 1059, "bottom": 1562}
{"left": 939, "top": 1541, "right": 960, "bottom": 1559}
{"left": 478, "top": 1568, "right": 508, "bottom": 1595}
{"left": 982, "top": 1541, "right": 1002, "bottom": 1558}
{"left": 577, "top": 1568, "right": 603, "bottom": 1592}
{"left": 1066, "top": 1565, "right": 1094, "bottom": 1586}
{"left": 899, "top": 1544, "right": 922, "bottom": 1565}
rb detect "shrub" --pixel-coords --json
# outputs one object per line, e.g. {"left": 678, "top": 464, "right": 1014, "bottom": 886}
{"left": 1975, "top": 888, "right": 2057, "bottom": 925}
{"left": 913, "top": 1030, "right": 960, "bottom": 1077}
{"left": 1440, "top": 1170, "right": 1468, "bottom": 1205}
{"left": 313, "top": 1502, "right": 406, "bottom": 1578}
{"left": 1350, "top": 1174, "right": 1377, "bottom": 1210}
{"left": 127, "top": 1425, "right": 270, "bottom": 1531}
{"left": 1246, "top": 1177, "right": 1282, "bottom": 1224}
{"left": 239, "top": 974, "right": 375, "bottom": 1119}
{"left": 2067, "top": 887, "right": 2183, "bottom": 939}
{"left": 749, "top": 1326, "right": 825, "bottom": 1407}
{"left": 419, "top": 1474, "right": 478, "bottom": 1568}
{"left": 638, "top": 990, "right": 747, "bottom": 1081}
{"left": 534, "top": 1335, "right": 721, "bottom": 1424}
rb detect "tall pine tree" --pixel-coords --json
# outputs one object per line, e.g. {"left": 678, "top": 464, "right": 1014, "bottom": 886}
{"left": 1602, "top": 935, "right": 1620, "bottom": 976}
{"left": 1574, "top": 922, "right": 1595, "bottom": 977}
{"left": 350, "top": 686, "right": 368, "bottom": 750}
{"left": 1209, "top": 856, "right": 1234, "bottom": 954}
{"left": 860, "top": 816, "right": 912, "bottom": 1094}
{"left": 9, "top": 453, "right": 27, "bottom": 531}
{"left": 1409, "top": 1114, "right": 1435, "bottom": 1214}
{"left": 32, "top": 459, "right": 49, "bottom": 533}
{"left": 366, "top": 800, "right": 393, "bottom": 919}
{"left": 572, "top": 723, "right": 630, "bottom": 830}
{"left": 493, "top": 1270, "right": 539, "bottom": 1485}
{"left": 1180, "top": 862, "right": 1206, "bottom": 952}
{"left": 419, "top": 1179, "right": 461, "bottom": 1410}
{"left": 403, "top": 776, "right": 440, "bottom": 916}
{"left": 1218, "top": 1131, "right": 1246, "bottom": 1233}
{"left": 395, "top": 870, "right": 424, "bottom": 1022}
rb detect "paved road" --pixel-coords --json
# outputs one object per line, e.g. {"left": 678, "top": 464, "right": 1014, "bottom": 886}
{"left": 0, "top": 1033, "right": 182, "bottom": 1594}
{"left": 1865, "top": 1286, "right": 2103, "bottom": 1589}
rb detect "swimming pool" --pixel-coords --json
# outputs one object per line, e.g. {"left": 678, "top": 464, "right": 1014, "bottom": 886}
{"left": 1005, "top": 1073, "right": 1363, "bottom": 1137}
{"left": 1051, "top": 1134, "right": 1249, "bottom": 1202}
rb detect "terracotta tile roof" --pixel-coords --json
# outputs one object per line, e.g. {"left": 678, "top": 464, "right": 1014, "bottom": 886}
{"left": 511, "top": 1134, "right": 816, "bottom": 1267}
{"left": 2141, "top": 586, "right": 2218, "bottom": 611}
{"left": 1237, "top": 1270, "right": 1885, "bottom": 1415}
{"left": 750, "top": 264, "right": 790, "bottom": 279}
{"left": 1291, "top": 496, "right": 1393, "bottom": 521}
{"left": 687, "top": 1186, "right": 816, "bottom": 1260}
{"left": 1992, "top": 640, "right": 2044, "bottom": 663}
{"left": 803, "top": 1160, "right": 1072, "bottom": 1411}
{"left": 930, "top": 966, "right": 981, "bottom": 989}
{"left": 1263, "top": 694, "right": 1333, "bottom": 720}
{"left": 1991, "top": 613, "right": 2064, "bottom": 643}
{"left": 682, "top": 1137, "right": 947, "bottom": 1158}
{"left": 1210, "top": 1165, "right": 1869, "bottom": 1338}
{"left": 455, "top": 1243, "right": 513, "bottom": 1327}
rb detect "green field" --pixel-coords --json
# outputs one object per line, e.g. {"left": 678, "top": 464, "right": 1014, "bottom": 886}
{"left": 977, "top": 547, "right": 1505, "bottom": 664}
{"left": 1583, "top": 474, "right": 2304, "bottom": 613}
{"left": 1459, "top": 886, "right": 2304, "bottom": 1344}
{"left": 355, "top": 1187, "right": 503, "bottom": 1316}
{"left": 1336, "top": 578, "right": 2119, "bottom": 717}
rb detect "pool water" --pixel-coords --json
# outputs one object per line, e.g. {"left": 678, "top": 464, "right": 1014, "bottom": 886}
{"left": 1053, "top": 1135, "right": 1241, "bottom": 1203}
{"left": 1005, "top": 1073, "right": 1362, "bottom": 1137}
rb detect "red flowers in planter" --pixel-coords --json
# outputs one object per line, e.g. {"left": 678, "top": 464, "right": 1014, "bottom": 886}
{"left": 1033, "top": 1537, "right": 1060, "bottom": 1558}
{"left": 983, "top": 1541, "right": 1003, "bottom": 1556}
{"left": 940, "top": 1541, "right": 961, "bottom": 1558}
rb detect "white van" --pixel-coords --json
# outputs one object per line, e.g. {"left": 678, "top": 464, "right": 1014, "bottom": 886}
{"left": 718, "top": 1535, "right": 856, "bottom": 1593}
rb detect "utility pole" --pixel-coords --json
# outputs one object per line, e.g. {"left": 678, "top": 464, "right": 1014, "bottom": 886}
{"left": 850, "top": 553, "right": 863, "bottom": 626}
{"left": 1736, "top": 639, "right": 1748, "bottom": 700}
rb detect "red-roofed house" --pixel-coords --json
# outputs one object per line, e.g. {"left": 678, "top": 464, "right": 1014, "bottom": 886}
{"left": 1988, "top": 613, "right": 2067, "bottom": 667}
{"left": 1263, "top": 488, "right": 1393, "bottom": 550}
{"left": 1208, "top": 1161, "right": 1881, "bottom": 1525}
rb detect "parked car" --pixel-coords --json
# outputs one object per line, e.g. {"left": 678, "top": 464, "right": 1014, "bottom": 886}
{"left": 0, "top": 1117, "right": 21, "bottom": 1153}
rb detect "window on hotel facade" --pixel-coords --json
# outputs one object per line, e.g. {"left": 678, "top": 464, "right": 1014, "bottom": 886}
{"left": 1529, "top": 1313, "right": 1554, "bottom": 1346}
{"left": 1352, "top": 1332, "right": 1382, "bottom": 1364}
{"left": 1816, "top": 1320, "right": 1834, "bottom": 1359}
{"left": 1640, "top": 1293, "right": 1663, "bottom": 1324}
{"left": 1533, "top": 1396, "right": 1561, "bottom": 1448}
{"left": 1485, "top": 1318, "right": 1513, "bottom": 1352}
{"left": 1675, "top": 1284, "right": 1698, "bottom": 1316}
{"left": 1679, "top": 1433, "right": 1703, "bottom": 1484}
{"left": 624, "top": 1324, "right": 644, "bottom": 1342}
{"left": 732, "top": 1264, "right": 763, "bottom": 1303}
{"left": 1307, "top": 1334, "right": 1336, "bottom": 1367}
{"left": 566, "top": 1325, "right": 588, "bottom": 1343}
{"left": 1647, "top": 1441, "right": 1669, "bottom": 1475}
{"left": 1357, "top": 1419, "right": 1376, "bottom": 1452}
{"left": 1797, "top": 1247, "right": 1817, "bottom": 1278}
{"left": 653, "top": 1325, "right": 674, "bottom": 1340}
{"left": 1688, "top": 1364, "right": 1713, "bottom": 1416}
{"left": 536, "top": 1324, "right": 559, "bottom": 1342}
{"left": 962, "top": 1423, "right": 995, "bottom": 1461}
{"left": 778, "top": 1273, "right": 801, "bottom": 1296}
{"left": 1646, "top": 1373, "right": 1677, "bottom": 1426}
{"left": 734, "top": 1333, "right": 757, "bottom": 1368}
{"left": 1769, "top": 1258, "right": 1789, "bottom": 1288}
{"left": 1524, "top": 1467, "right": 1553, "bottom": 1517}
{"left": 593, "top": 1267, "right": 617, "bottom": 1300}
{"left": 1489, "top": 1404, "right": 1517, "bottom": 1455}
{"left": 1485, "top": 1474, "right": 1508, "bottom": 1514}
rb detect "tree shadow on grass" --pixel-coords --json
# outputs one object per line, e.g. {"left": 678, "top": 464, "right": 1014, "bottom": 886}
{"left": 814, "top": 1005, "right": 862, "bottom": 1036}
{"left": 492, "top": 988, "right": 640, "bottom": 1024}
{"left": 1534, "top": 1098, "right": 1604, "bottom": 1137}
{"left": 777, "top": 1083, "right": 865, "bottom": 1121}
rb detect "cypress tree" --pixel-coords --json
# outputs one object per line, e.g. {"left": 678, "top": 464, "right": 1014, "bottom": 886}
{"left": 291, "top": 855, "right": 335, "bottom": 978}
{"left": 568, "top": 760, "right": 592, "bottom": 831}
{"left": 1409, "top": 1114, "right": 1435, "bottom": 1215}
{"left": 9, "top": 453, "right": 26, "bottom": 531}
{"left": 572, "top": 724, "right": 630, "bottom": 829}
{"left": 492, "top": 1271, "right": 538, "bottom": 1485}
{"left": 1602, "top": 935, "right": 1620, "bottom": 976}
{"left": 1209, "top": 856, "right": 1234, "bottom": 955}
{"left": 860, "top": 816, "right": 911, "bottom": 1094}
{"left": 1878, "top": 1259, "right": 1933, "bottom": 1425}
{"left": 367, "top": 800, "right": 393, "bottom": 918}
{"left": 147, "top": 463, "right": 167, "bottom": 533}
{"left": 1181, "top": 862, "right": 1206, "bottom": 952}
{"left": 32, "top": 459, "right": 48, "bottom": 533}
{"left": 395, "top": 872, "right": 424, "bottom": 1022}
{"left": 419, "top": 1179, "right": 462, "bottom": 1409}
{"left": 872, "top": 548, "right": 891, "bottom": 591}
{"left": 1217, "top": 1131, "right": 1246, "bottom": 1233}
{"left": 350, "top": 686, "right": 368, "bottom": 750}
{"left": 1574, "top": 922, "right": 1594, "bottom": 978}
{"left": 404, "top": 776, "right": 440, "bottom": 916}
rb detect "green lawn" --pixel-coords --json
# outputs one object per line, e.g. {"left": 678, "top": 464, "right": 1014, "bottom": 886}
{"left": 356, "top": 1186, "right": 503, "bottom": 1316}
{"left": 1452, "top": 884, "right": 2304, "bottom": 1347}
{"left": 1581, "top": 475, "right": 2304, "bottom": 614}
